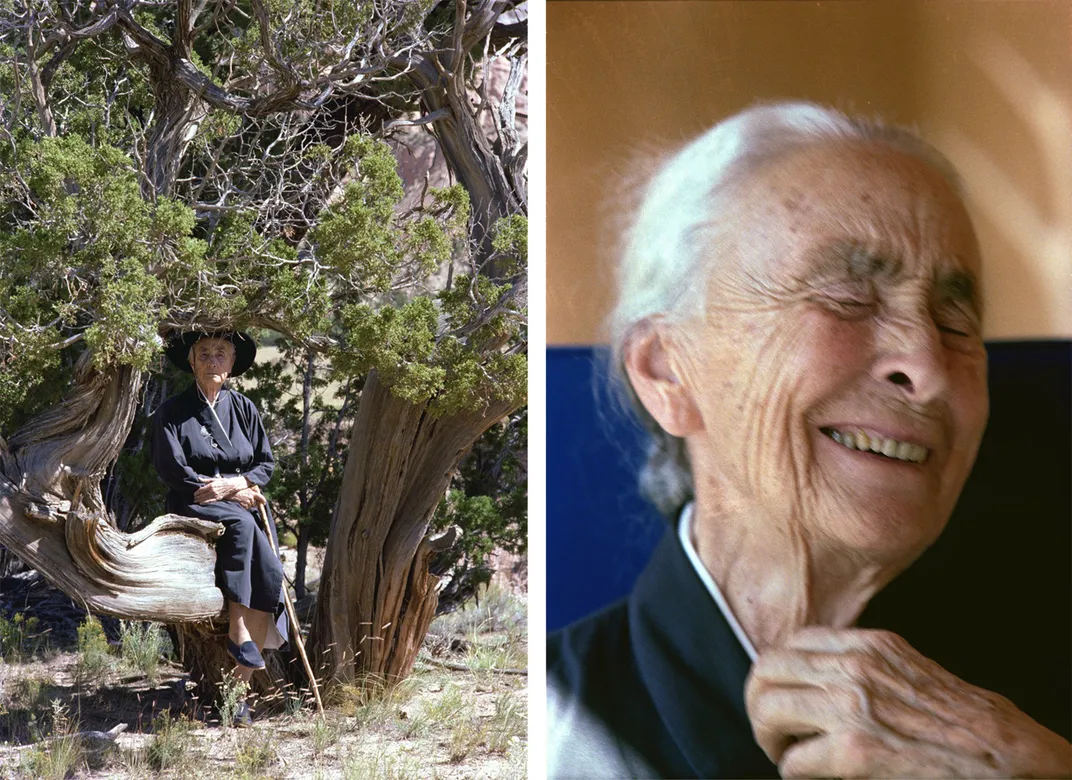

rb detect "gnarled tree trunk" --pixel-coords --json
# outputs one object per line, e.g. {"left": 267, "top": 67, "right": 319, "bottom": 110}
{"left": 310, "top": 370, "right": 517, "bottom": 684}
{"left": 0, "top": 351, "right": 226, "bottom": 622}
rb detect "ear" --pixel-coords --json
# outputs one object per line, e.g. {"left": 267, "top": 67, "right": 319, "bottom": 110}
{"left": 623, "top": 320, "right": 703, "bottom": 437}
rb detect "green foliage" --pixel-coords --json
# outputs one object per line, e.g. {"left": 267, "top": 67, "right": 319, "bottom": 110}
{"left": 217, "top": 676, "right": 249, "bottom": 729}
{"left": 235, "top": 729, "right": 277, "bottom": 773}
{"left": 0, "top": 612, "right": 46, "bottom": 662}
{"left": 336, "top": 298, "right": 444, "bottom": 403}
{"left": 0, "top": 135, "right": 198, "bottom": 375}
{"left": 490, "top": 214, "right": 528, "bottom": 274}
{"left": 84, "top": 257, "right": 164, "bottom": 371}
{"left": 432, "top": 410, "right": 527, "bottom": 611}
{"left": 147, "top": 712, "right": 194, "bottom": 772}
{"left": 312, "top": 137, "right": 407, "bottom": 288}
{"left": 119, "top": 621, "right": 166, "bottom": 685}
{"left": 334, "top": 213, "right": 528, "bottom": 415}
{"left": 75, "top": 615, "right": 113, "bottom": 685}
{"left": 19, "top": 701, "right": 85, "bottom": 780}
{"left": 113, "top": 446, "right": 168, "bottom": 529}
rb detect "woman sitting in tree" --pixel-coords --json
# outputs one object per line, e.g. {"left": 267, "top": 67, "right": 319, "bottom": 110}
{"left": 151, "top": 330, "right": 287, "bottom": 726}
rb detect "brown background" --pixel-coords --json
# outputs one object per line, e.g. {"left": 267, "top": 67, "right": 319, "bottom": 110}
{"left": 547, "top": 0, "right": 1072, "bottom": 344}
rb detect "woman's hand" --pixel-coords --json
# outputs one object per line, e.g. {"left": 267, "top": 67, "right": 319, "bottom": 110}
{"left": 232, "top": 487, "right": 267, "bottom": 510}
{"left": 194, "top": 476, "right": 247, "bottom": 505}
{"left": 745, "top": 627, "right": 1072, "bottom": 779}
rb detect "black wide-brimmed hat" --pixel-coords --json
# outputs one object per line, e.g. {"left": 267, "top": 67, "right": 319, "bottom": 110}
{"left": 164, "top": 331, "right": 257, "bottom": 377}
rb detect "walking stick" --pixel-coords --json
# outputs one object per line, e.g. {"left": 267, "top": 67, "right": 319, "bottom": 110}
{"left": 256, "top": 499, "right": 325, "bottom": 716}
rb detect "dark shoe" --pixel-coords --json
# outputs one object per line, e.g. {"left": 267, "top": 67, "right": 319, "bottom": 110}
{"left": 227, "top": 639, "right": 265, "bottom": 669}
{"left": 233, "top": 700, "right": 253, "bottom": 728}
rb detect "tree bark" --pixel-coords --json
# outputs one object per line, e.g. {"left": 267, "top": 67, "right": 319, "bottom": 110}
{"left": 309, "top": 370, "right": 517, "bottom": 684}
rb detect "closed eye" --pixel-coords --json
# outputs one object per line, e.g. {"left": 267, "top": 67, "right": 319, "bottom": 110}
{"left": 938, "top": 325, "right": 971, "bottom": 337}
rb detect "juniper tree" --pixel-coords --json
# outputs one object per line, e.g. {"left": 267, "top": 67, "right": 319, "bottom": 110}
{"left": 0, "top": 0, "right": 526, "bottom": 689}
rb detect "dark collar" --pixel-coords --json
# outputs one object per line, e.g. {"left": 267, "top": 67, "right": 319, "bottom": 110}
{"left": 186, "top": 385, "right": 240, "bottom": 462}
{"left": 628, "top": 529, "right": 779, "bottom": 778}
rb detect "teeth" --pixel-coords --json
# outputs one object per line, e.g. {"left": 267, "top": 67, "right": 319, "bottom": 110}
{"left": 824, "top": 427, "right": 928, "bottom": 463}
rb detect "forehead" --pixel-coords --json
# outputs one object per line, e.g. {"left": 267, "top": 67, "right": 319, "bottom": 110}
{"left": 194, "top": 338, "right": 233, "bottom": 352}
{"left": 726, "top": 141, "right": 982, "bottom": 287}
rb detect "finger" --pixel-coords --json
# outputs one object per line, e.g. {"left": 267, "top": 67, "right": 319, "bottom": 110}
{"left": 748, "top": 686, "right": 834, "bottom": 763}
{"left": 786, "top": 626, "right": 906, "bottom": 656}
{"left": 750, "top": 647, "right": 844, "bottom": 687}
{"left": 779, "top": 731, "right": 879, "bottom": 779}
{"left": 782, "top": 729, "right": 986, "bottom": 780}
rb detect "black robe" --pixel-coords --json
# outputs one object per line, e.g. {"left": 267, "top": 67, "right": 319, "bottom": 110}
{"left": 151, "top": 384, "right": 287, "bottom": 646}
{"left": 547, "top": 529, "right": 779, "bottom": 778}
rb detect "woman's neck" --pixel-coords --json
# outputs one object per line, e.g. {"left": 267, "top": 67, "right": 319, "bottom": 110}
{"left": 196, "top": 380, "right": 223, "bottom": 406}
{"left": 688, "top": 496, "right": 894, "bottom": 654}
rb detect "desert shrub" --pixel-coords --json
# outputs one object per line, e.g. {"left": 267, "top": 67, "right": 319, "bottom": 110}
{"left": 0, "top": 612, "right": 46, "bottom": 662}
{"left": 311, "top": 715, "right": 343, "bottom": 754}
{"left": 486, "top": 692, "right": 525, "bottom": 754}
{"left": 146, "top": 712, "right": 194, "bottom": 771}
{"left": 235, "top": 729, "right": 277, "bottom": 774}
{"left": 4, "top": 676, "right": 47, "bottom": 711}
{"left": 119, "top": 620, "right": 165, "bottom": 684}
{"left": 75, "top": 615, "right": 113, "bottom": 685}
{"left": 217, "top": 676, "right": 249, "bottom": 729}
{"left": 447, "top": 712, "right": 483, "bottom": 763}
{"left": 332, "top": 674, "right": 419, "bottom": 729}
{"left": 431, "top": 582, "right": 525, "bottom": 637}
{"left": 341, "top": 751, "right": 421, "bottom": 780}
{"left": 19, "top": 701, "right": 84, "bottom": 780}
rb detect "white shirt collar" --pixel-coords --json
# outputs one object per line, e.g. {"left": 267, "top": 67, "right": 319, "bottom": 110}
{"left": 676, "top": 502, "right": 759, "bottom": 663}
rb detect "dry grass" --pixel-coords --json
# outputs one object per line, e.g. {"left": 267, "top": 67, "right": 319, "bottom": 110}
{"left": 0, "top": 578, "right": 528, "bottom": 779}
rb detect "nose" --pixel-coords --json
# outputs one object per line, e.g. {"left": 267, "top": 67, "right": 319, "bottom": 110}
{"left": 871, "top": 318, "right": 949, "bottom": 404}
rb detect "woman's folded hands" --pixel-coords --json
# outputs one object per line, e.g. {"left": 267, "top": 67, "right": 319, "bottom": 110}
{"left": 745, "top": 627, "right": 1072, "bottom": 779}
{"left": 194, "top": 475, "right": 265, "bottom": 509}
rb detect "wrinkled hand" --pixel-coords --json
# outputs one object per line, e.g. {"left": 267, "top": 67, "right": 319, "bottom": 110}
{"left": 194, "top": 476, "right": 247, "bottom": 505}
{"left": 745, "top": 627, "right": 1072, "bottom": 779}
{"left": 232, "top": 487, "right": 267, "bottom": 510}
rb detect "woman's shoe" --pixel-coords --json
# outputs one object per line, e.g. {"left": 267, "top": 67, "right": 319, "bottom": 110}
{"left": 233, "top": 700, "right": 253, "bottom": 728}
{"left": 227, "top": 639, "right": 265, "bottom": 669}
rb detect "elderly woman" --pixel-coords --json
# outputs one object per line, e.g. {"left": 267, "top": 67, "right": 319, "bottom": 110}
{"left": 547, "top": 103, "right": 1071, "bottom": 778}
{"left": 151, "top": 331, "right": 286, "bottom": 721}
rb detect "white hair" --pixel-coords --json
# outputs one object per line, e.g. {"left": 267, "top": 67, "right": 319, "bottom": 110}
{"left": 609, "top": 101, "right": 965, "bottom": 518}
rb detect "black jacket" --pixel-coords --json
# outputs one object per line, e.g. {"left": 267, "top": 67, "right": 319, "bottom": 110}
{"left": 548, "top": 529, "right": 779, "bottom": 779}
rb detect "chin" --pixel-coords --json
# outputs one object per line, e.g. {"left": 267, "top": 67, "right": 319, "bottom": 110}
{"left": 827, "top": 503, "right": 950, "bottom": 568}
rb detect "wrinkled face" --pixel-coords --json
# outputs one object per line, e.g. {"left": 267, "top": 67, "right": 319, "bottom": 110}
{"left": 671, "top": 142, "right": 989, "bottom": 566}
{"left": 190, "top": 337, "right": 235, "bottom": 387}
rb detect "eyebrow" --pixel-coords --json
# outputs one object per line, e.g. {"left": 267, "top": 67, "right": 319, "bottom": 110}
{"left": 936, "top": 270, "right": 982, "bottom": 318}
{"left": 806, "top": 240, "right": 982, "bottom": 315}
{"left": 813, "top": 241, "right": 902, "bottom": 281}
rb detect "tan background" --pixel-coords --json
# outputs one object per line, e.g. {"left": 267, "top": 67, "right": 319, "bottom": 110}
{"left": 547, "top": 0, "right": 1072, "bottom": 344}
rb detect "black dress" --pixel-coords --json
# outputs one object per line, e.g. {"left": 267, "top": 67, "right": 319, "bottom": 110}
{"left": 151, "top": 384, "right": 287, "bottom": 648}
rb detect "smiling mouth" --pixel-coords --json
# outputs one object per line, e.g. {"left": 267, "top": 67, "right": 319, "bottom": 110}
{"left": 820, "top": 426, "right": 929, "bottom": 464}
